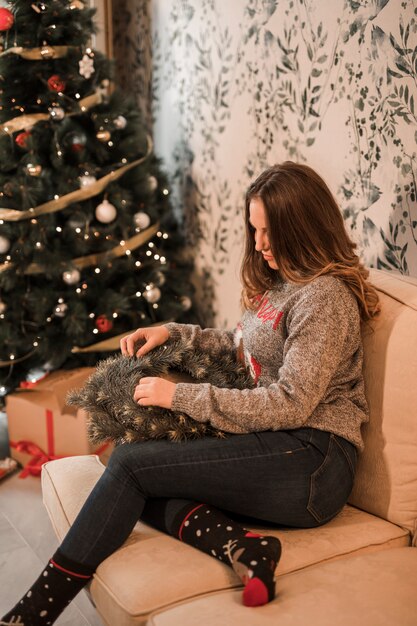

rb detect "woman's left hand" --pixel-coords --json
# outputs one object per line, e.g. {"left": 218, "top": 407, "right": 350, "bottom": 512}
{"left": 134, "top": 377, "right": 176, "bottom": 409}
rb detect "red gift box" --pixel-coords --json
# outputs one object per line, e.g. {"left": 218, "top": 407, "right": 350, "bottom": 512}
{"left": 6, "top": 368, "right": 112, "bottom": 477}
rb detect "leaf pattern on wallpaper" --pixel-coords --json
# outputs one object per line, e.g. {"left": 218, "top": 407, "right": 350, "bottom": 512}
{"left": 114, "top": 0, "right": 417, "bottom": 325}
{"left": 339, "top": 8, "right": 417, "bottom": 272}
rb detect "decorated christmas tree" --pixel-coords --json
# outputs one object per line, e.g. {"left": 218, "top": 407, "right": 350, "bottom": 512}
{"left": 0, "top": 0, "right": 194, "bottom": 398}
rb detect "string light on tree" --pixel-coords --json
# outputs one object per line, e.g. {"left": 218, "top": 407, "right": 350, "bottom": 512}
{"left": 0, "top": 301, "right": 7, "bottom": 314}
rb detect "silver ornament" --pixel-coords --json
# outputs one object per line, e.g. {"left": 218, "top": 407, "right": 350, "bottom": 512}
{"left": 148, "top": 175, "right": 158, "bottom": 191}
{"left": 54, "top": 302, "right": 68, "bottom": 317}
{"left": 49, "top": 106, "right": 65, "bottom": 121}
{"left": 62, "top": 268, "right": 81, "bottom": 285}
{"left": 133, "top": 211, "right": 151, "bottom": 229}
{"left": 114, "top": 115, "right": 127, "bottom": 129}
{"left": 79, "top": 174, "right": 96, "bottom": 188}
{"left": 143, "top": 286, "right": 161, "bottom": 304}
{"left": 95, "top": 199, "right": 117, "bottom": 223}
{"left": 0, "top": 235, "right": 11, "bottom": 254}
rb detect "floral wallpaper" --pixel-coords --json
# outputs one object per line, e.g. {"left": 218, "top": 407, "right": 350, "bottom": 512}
{"left": 113, "top": 0, "right": 417, "bottom": 328}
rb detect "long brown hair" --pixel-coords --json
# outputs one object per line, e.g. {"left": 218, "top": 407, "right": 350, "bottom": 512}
{"left": 241, "top": 162, "right": 380, "bottom": 321}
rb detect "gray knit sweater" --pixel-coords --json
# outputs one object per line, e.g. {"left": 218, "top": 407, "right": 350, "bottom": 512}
{"left": 166, "top": 275, "right": 369, "bottom": 450}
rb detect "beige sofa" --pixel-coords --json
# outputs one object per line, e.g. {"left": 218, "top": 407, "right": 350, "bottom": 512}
{"left": 42, "top": 268, "right": 417, "bottom": 626}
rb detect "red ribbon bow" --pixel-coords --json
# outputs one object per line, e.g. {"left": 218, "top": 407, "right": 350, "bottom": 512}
{"left": 9, "top": 439, "right": 62, "bottom": 478}
{"left": 9, "top": 408, "right": 60, "bottom": 478}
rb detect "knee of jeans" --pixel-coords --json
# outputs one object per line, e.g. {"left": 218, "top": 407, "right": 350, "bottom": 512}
{"left": 106, "top": 442, "right": 135, "bottom": 477}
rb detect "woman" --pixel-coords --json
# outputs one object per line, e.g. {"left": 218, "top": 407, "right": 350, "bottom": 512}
{"left": 2, "top": 162, "right": 380, "bottom": 625}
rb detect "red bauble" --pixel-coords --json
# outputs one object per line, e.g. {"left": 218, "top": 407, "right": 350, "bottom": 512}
{"left": 95, "top": 315, "right": 113, "bottom": 333}
{"left": 71, "top": 143, "right": 84, "bottom": 153}
{"left": 15, "top": 131, "right": 31, "bottom": 149}
{"left": 0, "top": 8, "right": 14, "bottom": 31}
{"left": 48, "top": 74, "right": 66, "bottom": 92}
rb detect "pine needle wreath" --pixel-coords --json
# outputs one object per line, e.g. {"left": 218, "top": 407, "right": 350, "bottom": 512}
{"left": 67, "top": 340, "right": 253, "bottom": 444}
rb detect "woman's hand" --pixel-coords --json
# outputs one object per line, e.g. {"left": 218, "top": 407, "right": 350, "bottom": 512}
{"left": 120, "top": 326, "right": 170, "bottom": 358}
{"left": 134, "top": 377, "right": 176, "bottom": 409}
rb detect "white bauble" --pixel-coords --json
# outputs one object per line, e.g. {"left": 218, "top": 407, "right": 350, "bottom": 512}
{"left": 114, "top": 115, "right": 127, "bottom": 129}
{"left": 62, "top": 268, "right": 81, "bottom": 285}
{"left": 79, "top": 174, "right": 97, "bottom": 188}
{"left": 133, "top": 211, "right": 151, "bottom": 229}
{"left": 180, "top": 296, "right": 192, "bottom": 311}
{"left": 0, "top": 235, "right": 11, "bottom": 254}
{"left": 143, "top": 286, "right": 161, "bottom": 303}
{"left": 95, "top": 199, "right": 117, "bottom": 223}
{"left": 148, "top": 175, "right": 158, "bottom": 191}
{"left": 155, "top": 271, "right": 166, "bottom": 286}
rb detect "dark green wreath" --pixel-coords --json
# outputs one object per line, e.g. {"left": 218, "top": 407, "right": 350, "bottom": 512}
{"left": 67, "top": 340, "right": 253, "bottom": 444}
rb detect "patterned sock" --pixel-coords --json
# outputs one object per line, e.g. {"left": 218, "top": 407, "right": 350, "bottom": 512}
{"left": 0, "top": 550, "right": 94, "bottom": 626}
{"left": 172, "top": 503, "right": 281, "bottom": 607}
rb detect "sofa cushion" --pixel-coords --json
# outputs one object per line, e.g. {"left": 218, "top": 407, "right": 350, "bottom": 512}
{"left": 147, "top": 547, "right": 417, "bottom": 626}
{"left": 350, "top": 270, "right": 417, "bottom": 542}
{"left": 42, "top": 455, "right": 409, "bottom": 625}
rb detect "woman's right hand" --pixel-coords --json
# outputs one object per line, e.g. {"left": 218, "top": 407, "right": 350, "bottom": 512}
{"left": 120, "top": 325, "right": 170, "bottom": 358}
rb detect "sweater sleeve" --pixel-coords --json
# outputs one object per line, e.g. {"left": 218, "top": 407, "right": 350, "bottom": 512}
{"left": 165, "top": 322, "right": 236, "bottom": 358}
{"left": 171, "top": 285, "right": 354, "bottom": 433}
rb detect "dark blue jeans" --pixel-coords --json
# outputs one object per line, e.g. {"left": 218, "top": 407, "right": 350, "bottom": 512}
{"left": 59, "top": 428, "right": 357, "bottom": 570}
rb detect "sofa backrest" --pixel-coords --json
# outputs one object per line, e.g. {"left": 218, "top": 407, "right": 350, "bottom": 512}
{"left": 349, "top": 269, "right": 417, "bottom": 543}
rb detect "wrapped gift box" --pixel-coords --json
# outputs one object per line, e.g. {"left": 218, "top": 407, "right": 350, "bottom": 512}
{"left": 6, "top": 368, "right": 112, "bottom": 476}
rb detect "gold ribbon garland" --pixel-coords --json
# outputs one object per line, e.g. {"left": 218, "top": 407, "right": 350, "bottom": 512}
{"left": 24, "top": 222, "right": 160, "bottom": 274}
{"left": 0, "top": 135, "right": 153, "bottom": 222}
{"left": 0, "top": 45, "right": 74, "bottom": 60}
{"left": 0, "top": 90, "right": 104, "bottom": 135}
{"left": 71, "top": 331, "right": 135, "bottom": 353}
{"left": 71, "top": 320, "right": 173, "bottom": 353}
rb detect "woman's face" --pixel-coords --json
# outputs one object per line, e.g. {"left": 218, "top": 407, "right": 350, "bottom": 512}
{"left": 249, "top": 197, "right": 279, "bottom": 270}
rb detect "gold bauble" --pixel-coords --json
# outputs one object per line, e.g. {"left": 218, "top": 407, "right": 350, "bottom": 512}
{"left": 96, "top": 130, "right": 111, "bottom": 142}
